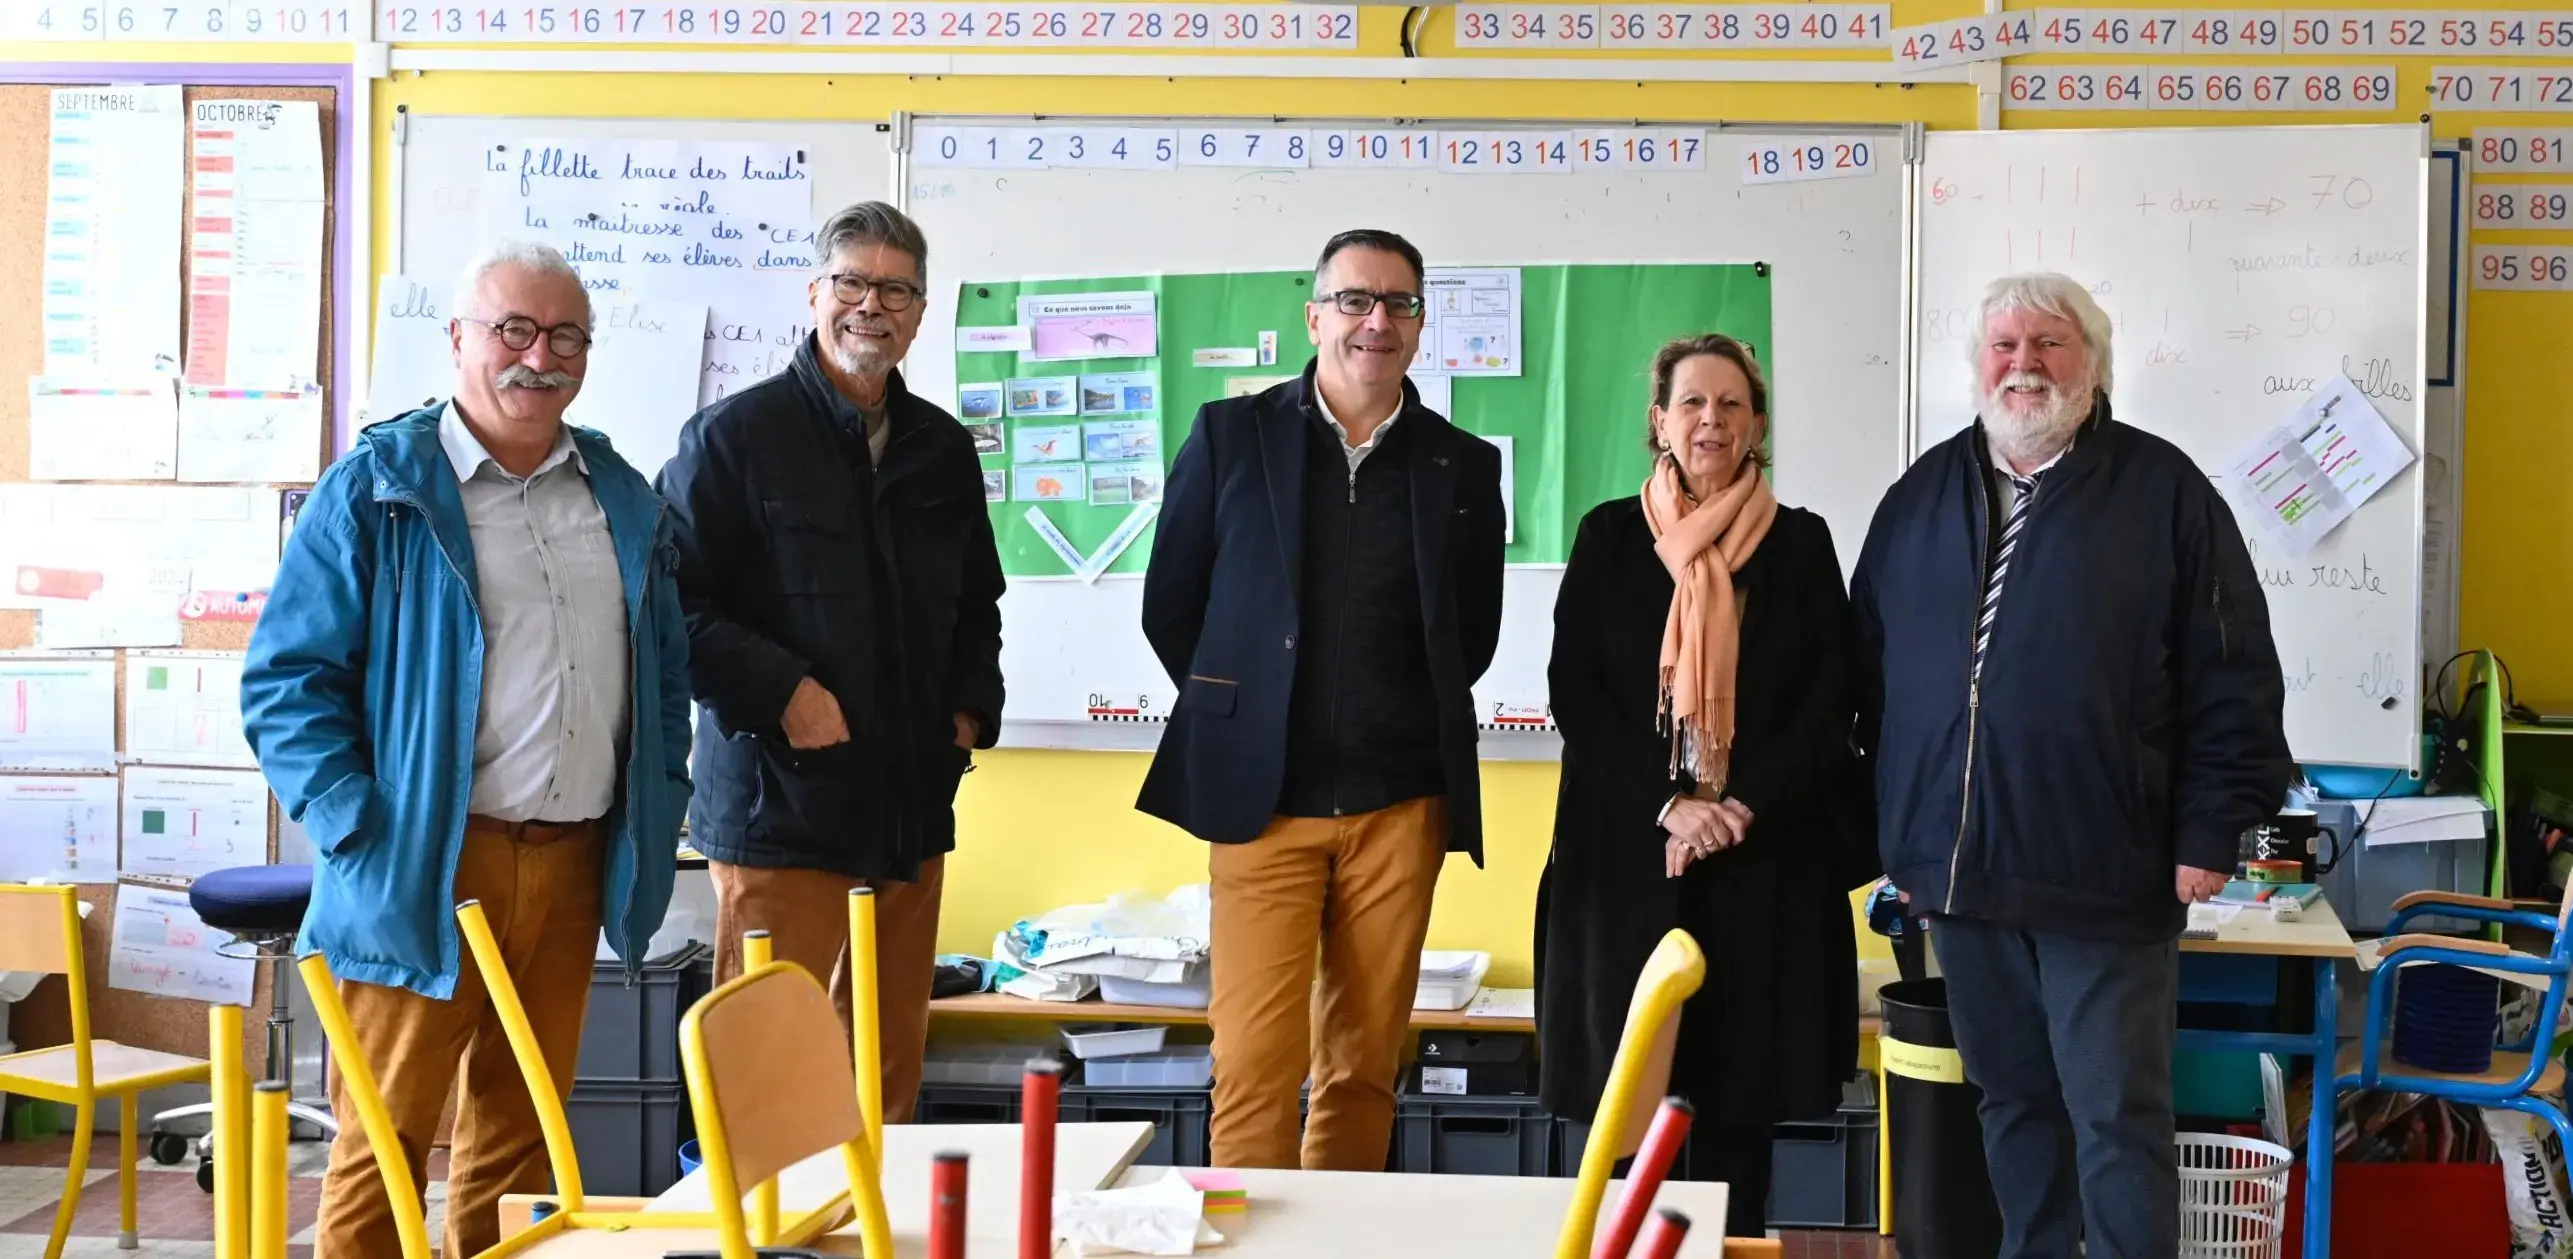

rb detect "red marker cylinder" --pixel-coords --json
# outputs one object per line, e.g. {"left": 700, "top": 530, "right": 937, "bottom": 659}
{"left": 930, "top": 1151, "right": 970, "bottom": 1259}
{"left": 1629, "top": 1208, "right": 1692, "bottom": 1259}
{"left": 1021, "top": 1059, "right": 1063, "bottom": 1259}
{"left": 1592, "top": 1098, "right": 1694, "bottom": 1259}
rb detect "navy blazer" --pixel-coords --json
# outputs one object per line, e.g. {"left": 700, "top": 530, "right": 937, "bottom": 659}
{"left": 1138, "top": 365, "right": 1507, "bottom": 862}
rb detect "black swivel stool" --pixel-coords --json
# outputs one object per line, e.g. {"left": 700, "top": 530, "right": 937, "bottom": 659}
{"left": 148, "top": 864, "right": 339, "bottom": 1190}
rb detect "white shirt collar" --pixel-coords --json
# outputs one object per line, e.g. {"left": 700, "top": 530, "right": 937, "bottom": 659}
{"left": 440, "top": 401, "right": 583, "bottom": 484}
{"left": 1986, "top": 432, "right": 2072, "bottom": 481}
{"left": 1312, "top": 381, "right": 1400, "bottom": 453}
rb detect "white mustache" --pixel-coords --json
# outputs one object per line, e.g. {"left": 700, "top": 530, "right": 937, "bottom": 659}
{"left": 495, "top": 365, "right": 576, "bottom": 391}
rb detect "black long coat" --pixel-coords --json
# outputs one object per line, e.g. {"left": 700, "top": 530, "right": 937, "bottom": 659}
{"left": 1536, "top": 496, "right": 1868, "bottom": 1129}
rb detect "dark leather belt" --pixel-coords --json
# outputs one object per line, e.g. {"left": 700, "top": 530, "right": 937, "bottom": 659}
{"left": 467, "top": 814, "right": 598, "bottom": 844}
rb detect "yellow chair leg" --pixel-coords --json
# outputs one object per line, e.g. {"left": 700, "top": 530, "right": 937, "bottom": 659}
{"left": 119, "top": 1093, "right": 140, "bottom": 1249}
{"left": 44, "top": 1102, "right": 96, "bottom": 1259}
{"left": 213, "top": 1004, "right": 249, "bottom": 1259}
{"left": 252, "top": 1084, "right": 289, "bottom": 1259}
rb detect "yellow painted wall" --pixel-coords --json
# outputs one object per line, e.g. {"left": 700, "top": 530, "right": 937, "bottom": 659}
{"left": 12, "top": 0, "right": 2562, "bottom": 983}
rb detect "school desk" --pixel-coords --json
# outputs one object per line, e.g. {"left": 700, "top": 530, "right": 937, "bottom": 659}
{"left": 644, "top": 1119, "right": 1155, "bottom": 1253}
{"left": 1874, "top": 896, "right": 2355, "bottom": 1259}
{"left": 1101, "top": 1165, "right": 1734, "bottom": 1257}
{"left": 642, "top": 1122, "right": 1732, "bottom": 1256}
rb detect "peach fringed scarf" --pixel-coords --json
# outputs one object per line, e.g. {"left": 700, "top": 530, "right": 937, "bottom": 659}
{"left": 1642, "top": 457, "right": 1777, "bottom": 794}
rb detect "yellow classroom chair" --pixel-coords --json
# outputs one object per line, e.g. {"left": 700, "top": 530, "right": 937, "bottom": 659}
{"left": 1552, "top": 927, "right": 1708, "bottom": 1259}
{"left": 0, "top": 884, "right": 212, "bottom": 1259}
{"left": 293, "top": 900, "right": 737, "bottom": 1259}
{"left": 681, "top": 958, "right": 897, "bottom": 1259}
{"left": 1720, "top": 1241, "right": 1784, "bottom": 1258}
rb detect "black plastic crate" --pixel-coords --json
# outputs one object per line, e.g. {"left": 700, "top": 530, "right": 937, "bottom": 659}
{"left": 1395, "top": 1093, "right": 1551, "bottom": 1177}
{"left": 575, "top": 945, "right": 708, "bottom": 1084}
{"left": 1769, "top": 1083, "right": 1879, "bottom": 1229}
{"left": 916, "top": 1082, "right": 1024, "bottom": 1125}
{"left": 564, "top": 1080, "right": 690, "bottom": 1197}
{"left": 1065, "top": 1086, "right": 1213, "bottom": 1168}
{"left": 1551, "top": 1115, "right": 1691, "bottom": 1180}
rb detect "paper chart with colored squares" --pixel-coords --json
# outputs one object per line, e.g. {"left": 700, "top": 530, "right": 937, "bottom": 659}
{"left": 120, "top": 766, "right": 271, "bottom": 880}
{"left": 0, "top": 774, "right": 117, "bottom": 883}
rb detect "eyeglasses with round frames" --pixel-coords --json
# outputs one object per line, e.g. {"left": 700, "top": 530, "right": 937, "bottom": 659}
{"left": 463, "top": 316, "right": 592, "bottom": 358}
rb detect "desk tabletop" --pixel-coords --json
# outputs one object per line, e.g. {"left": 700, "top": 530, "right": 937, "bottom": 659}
{"left": 1107, "top": 1166, "right": 1732, "bottom": 1257}
{"left": 929, "top": 990, "right": 1536, "bottom": 1034}
{"left": 2180, "top": 895, "right": 2356, "bottom": 959}
{"left": 637, "top": 1126, "right": 1728, "bottom": 1257}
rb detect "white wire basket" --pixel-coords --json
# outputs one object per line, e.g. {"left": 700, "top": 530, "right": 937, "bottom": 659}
{"left": 2177, "top": 1132, "right": 2297, "bottom": 1259}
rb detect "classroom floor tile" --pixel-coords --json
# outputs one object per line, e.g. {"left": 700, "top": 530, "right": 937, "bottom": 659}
{"left": 0, "top": 1134, "right": 382, "bottom": 1259}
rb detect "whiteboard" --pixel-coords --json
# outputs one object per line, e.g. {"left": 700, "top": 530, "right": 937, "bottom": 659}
{"left": 390, "top": 114, "right": 895, "bottom": 466}
{"left": 1914, "top": 124, "right": 2427, "bottom": 770}
{"left": 902, "top": 115, "right": 1911, "bottom": 751}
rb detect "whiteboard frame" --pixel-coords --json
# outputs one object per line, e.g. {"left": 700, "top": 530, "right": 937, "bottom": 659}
{"left": 896, "top": 111, "right": 1916, "bottom": 756}
{"left": 1902, "top": 123, "right": 2433, "bottom": 772}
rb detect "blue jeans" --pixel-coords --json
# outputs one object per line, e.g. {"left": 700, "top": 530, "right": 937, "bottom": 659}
{"left": 1930, "top": 916, "right": 2180, "bottom": 1259}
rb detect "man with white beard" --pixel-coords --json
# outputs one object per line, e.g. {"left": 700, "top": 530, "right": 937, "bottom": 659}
{"left": 1849, "top": 272, "right": 2290, "bottom": 1259}
{"left": 657, "top": 201, "right": 1003, "bottom": 1123}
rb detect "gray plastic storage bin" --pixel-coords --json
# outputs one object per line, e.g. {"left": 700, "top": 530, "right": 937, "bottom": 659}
{"left": 923, "top": 1041, "right": 1060, "bottom": 1087}
{"left": 915, "top": 1082, "right": 1024, "bottom": 1124}
{"left": 564, "top": 1080, "right": 689, "bottom": 1197}
{"left": 575, "top": 945, "right": 708, "bottom": 1084}
{"left": 1768, "top": 1077, "right": 1880, "bottom": 1229}
{"left": 2312, "top": 800, "right": 2490, "bottom": 933}
{"left": 1081, "top": 1048, "right": 1213, "bottom": 1088}
{"left": 1065, "top": 1086, "right": 1213, "bottom": 1167}
{"left": 1395, "top": 1094, "right": 1550, "bottom": 1177}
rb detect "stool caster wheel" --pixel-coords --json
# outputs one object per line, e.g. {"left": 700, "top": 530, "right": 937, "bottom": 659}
{"left": 150, "top": 1132, "right": 190, "bottom": 1166}
{"left": 197, "top": 1158, "right": 215, "bottom": 1194}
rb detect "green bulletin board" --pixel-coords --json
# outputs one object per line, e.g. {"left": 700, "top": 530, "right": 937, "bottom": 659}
{"left": 952, "top": 263, "right": 1772, "bottom": 578}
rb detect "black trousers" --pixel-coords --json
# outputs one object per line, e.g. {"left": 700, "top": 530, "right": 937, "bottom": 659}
{"left": 1685, "top": 1121, "right": 1777, "bottom": 1238}
{"left": 1931, "top": 915, "right": 2181, "bottom": 1259}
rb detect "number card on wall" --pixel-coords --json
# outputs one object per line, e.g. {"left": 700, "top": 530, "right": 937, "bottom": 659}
{"left": 1740, "top": 136, "right": 1881, "bottom": 184}
{"left": 2435, "top": 66, "right": 2573, "bottom": 111}
{"left": 2472, "top": 184, "right": 2573, "bottom": 229}
{"left": 2474, "top": 128, "right": 2573, "bottom": 172}
{"left": 2007, "top": 64, "right": 2397, "bottom": 111}
{"left": 914, "top": 125, "right": 1707, "bottom": 172}
{"left": 2475, "top": 244, "right": 2573, "bottom": 291}
{"left": 374, "top": 2, "right": 1358, "bottom": 46}
{"left": 1455, "top": 3, "right": 1891, "bottom": 49}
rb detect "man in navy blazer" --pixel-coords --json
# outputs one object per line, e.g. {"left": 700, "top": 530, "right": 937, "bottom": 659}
{"left": 1141, "top": 229, "right": 1506, "bottom": 1171}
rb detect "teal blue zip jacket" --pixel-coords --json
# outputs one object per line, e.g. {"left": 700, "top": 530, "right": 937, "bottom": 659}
{"left": 242, "top": 407, "right": 692, "bottom": 998}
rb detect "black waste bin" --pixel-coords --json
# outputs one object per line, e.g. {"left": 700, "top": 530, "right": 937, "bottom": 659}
{"left": 1880, "top": 978, "right": 2003, "bottom": 1259}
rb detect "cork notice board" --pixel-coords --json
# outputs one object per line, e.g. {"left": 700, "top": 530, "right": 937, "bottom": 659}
{"left": 2, "top": 80, "right": 339, "bottom": 1064}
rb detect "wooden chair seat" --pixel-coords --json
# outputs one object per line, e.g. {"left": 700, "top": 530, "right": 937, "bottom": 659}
{"left": 2338, "top": 1040, "right": 2566, "bottom": 1094}
{"left": 0, "top": 1040, "right": 209, "bottom": 1101}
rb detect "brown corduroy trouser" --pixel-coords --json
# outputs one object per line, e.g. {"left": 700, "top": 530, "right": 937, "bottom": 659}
{"left": 1207, "top": 797, "right": 1446, "bottom": 1171}
{"left": 707, "top": 856, "right": 946, "bottom": 1124}
{"left": 314, "top": 817, "right": 602, "bottom": 1259}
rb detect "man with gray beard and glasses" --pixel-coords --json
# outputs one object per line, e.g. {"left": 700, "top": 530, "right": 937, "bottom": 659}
{"left": 657, "top": 201, "right": 1003, "bottom": 1124}
{"left": 245, "top": 239, "right": 691, "bottom": 1258}
{"left": 1849, "top": 272, "right": 2290, "bottom": 1259}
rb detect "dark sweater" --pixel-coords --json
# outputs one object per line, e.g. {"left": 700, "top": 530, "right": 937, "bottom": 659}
{"left": 1278, "top": 413, "right": 1444, "bottom": 817}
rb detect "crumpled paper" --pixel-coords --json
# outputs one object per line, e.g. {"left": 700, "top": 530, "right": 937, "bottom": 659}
{"left": 1054, "top": 1168, "right": 1227, "bottom": 1255}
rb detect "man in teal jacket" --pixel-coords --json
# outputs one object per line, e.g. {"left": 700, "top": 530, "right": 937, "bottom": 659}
{"left": 242, "top": 240, "right": 691, "bottom": 1259}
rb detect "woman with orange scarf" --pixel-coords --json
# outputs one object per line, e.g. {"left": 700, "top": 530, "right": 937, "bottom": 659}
{"left": 1535, "top": 334, "right": 1871, "bottom": 1238}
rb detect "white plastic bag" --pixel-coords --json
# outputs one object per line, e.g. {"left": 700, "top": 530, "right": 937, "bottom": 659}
{"left": 2482, "top": 1106, "right": 2573, "bottom": 1259}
